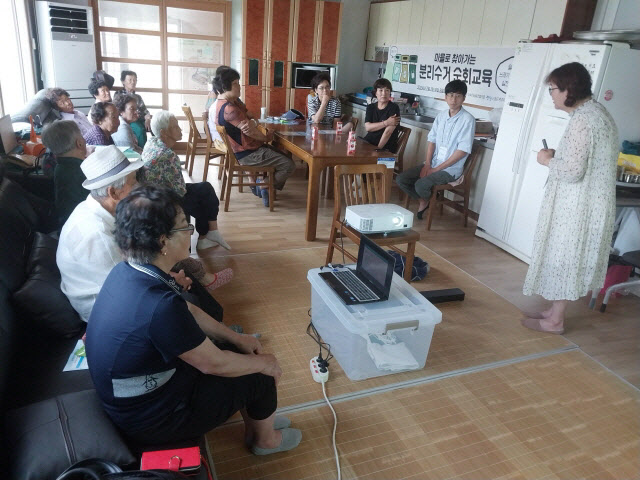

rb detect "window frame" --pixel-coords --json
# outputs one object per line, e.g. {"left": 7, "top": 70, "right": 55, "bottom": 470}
{"left": 92, "top": 0, "right": 230, "bottom": 128}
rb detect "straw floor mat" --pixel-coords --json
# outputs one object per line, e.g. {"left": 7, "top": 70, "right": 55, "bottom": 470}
{"left": 200, "top": 243, "right": 572, "bottom": 408}
{"left": 207, "top": 350, "right": 639, "bottom": 480}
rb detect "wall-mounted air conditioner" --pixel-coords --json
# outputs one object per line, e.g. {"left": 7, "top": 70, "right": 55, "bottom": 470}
{"left": 36, "top": 1, "right": 97, "bottom": 112}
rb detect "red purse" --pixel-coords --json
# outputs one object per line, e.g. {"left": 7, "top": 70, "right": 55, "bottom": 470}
{"left": 140, "top": 446, "right": 201, "bottom": 474}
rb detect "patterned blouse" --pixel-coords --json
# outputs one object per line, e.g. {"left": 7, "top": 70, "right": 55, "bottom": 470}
{"left": 307, "top": 95, "right": 341, "bottom": 124}
{"left": 140, "top": 136, "right": 187, "bottom": 196}
{"left": 83, "top": 124, "right": 114, "bottom": 146}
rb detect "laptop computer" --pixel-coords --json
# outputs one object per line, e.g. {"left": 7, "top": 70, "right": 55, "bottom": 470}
{"left": 319, "top": 234, "right": 395, "bottom": 305}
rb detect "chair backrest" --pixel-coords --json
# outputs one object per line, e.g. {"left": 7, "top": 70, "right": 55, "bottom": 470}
{"left": 350, "top": 117, "right": 359, "bottom": 132}
{"left": 333, "top": 164, "right": 390, "bottom": 220}
{"left": 215, "top": 125, "right": 238, "bottom": 168}
{"left": 393, "top": 125, "right": 411, "bottom": 173}
{"left": 182, "top": 105, "right": 203, "bottom": 141}
{"left": 450, "top": 144, "right": 481, "bottom": 189}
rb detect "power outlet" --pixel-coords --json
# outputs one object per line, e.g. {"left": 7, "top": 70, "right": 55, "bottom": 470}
{"left": 310, "top": 357, "right": 329, "bottom": 383}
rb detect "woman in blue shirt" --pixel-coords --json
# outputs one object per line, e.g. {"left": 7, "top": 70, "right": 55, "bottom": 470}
{"left": 86, "top": 185, "right": 301, "bottom": 454}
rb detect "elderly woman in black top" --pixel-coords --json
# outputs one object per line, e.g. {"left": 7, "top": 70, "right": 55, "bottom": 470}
{"left": 86, "top": 185, "right": 301, "bottom": 453}
{"left": 363, "top": 78, "right": 400, "bottom": 151}
{"left": 84, "top": 102, "right": 120, "bottom": 146}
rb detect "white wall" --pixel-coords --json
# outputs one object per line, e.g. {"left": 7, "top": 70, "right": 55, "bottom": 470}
{"left": 335, "top": 0, "right": 371, "bottom": 94}
{"left": 592, "top": 0, "right": 640, "bottom": 30}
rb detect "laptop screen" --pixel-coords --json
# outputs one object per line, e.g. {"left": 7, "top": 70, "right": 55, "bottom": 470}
{"left": 357, "top": 235, "right": 395, "bottom": 297}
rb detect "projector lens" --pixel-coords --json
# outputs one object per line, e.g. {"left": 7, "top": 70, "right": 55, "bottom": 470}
{"left": 392, "top": 216, "right": 402, "bottom": 225}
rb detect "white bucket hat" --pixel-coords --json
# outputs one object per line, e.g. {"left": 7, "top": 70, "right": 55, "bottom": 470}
{"left": 81, "top": 145, "right": 144, "bottom": 190}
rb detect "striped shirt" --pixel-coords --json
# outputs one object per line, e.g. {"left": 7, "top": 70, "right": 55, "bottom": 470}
{"left": 307, "top": 95, "right": 341, "bottom": 124}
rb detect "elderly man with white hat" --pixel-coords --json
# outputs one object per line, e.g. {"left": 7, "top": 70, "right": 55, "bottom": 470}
{"left": 57, "top": 145, "right": 228, "bottom": 326}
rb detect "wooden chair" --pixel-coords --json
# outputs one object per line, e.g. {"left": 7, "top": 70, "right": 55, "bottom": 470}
{"left": 215, "top": 125, "right": 276, "bottom": 212}
{"left": 393, "top": 125, "right": 411, "bottom": 178}
{"left": 413, "top": 144, "right": 481, "bottom": 230}
{"left": 326, "top": 164, "right": 421, "bottom": 283}
{"left": 182, "top": 105, "right": 225, "bottom": 178}
{"left": 202, "top": 116, "right": 227, "bottom": 183}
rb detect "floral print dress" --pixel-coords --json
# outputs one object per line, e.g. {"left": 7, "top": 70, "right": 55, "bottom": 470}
{"left": 523, "top": 99, "right": 619, "bottom": 301}
{"left": 140, "top": 136, "right": 187, "bottom": 196}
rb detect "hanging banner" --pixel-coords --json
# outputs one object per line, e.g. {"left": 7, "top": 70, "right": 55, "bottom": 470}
{"left": 384, "top": 45, "right": 514, "bottom": 109}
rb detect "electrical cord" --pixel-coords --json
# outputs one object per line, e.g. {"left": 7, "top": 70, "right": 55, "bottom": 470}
{"left": 322, "top": 380, "right": 341, "bottom": 480}
{"left": 306, "top": 318, "right": 333, "bottom": 364}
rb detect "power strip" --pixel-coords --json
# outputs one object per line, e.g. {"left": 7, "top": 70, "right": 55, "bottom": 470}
{"left": 310, "top": 357, "right": 329, "bottom": 383}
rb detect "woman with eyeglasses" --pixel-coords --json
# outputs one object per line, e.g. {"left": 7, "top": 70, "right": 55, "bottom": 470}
{"left": 85, "top": 185, "right": 301, "bottom": 453}
{"left": 521, "top": 62, "right": 619, "bottom": 334}
{"left": 307, "top": 72, "right": 352, "bottom": 132}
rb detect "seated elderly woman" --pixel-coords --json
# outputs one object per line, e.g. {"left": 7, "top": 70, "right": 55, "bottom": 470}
{"left": 44, "top": 88, "right": 93, "bottom": 136}
{"left": 118, "top": 70, "right": 151, "bottom": 147}
{"left": 307, "top": 72, "right": 352, "bottom": 132}
{"left": 141, "top": 110, "right": 230, "bottom": 250}
{"left": 111, "top": 93, "right": 142, "bottom": 153}
{"left": 88, "top": 77, "right": 112, "bottom": 105}
{"left": 84, "top": 102, "right": 119, "bottom": 146}
{"left": 85, "top": 184, "right": 301, "bottom": 452}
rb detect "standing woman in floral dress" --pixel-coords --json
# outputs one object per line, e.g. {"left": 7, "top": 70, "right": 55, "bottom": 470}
{"left": 522, "top": 62, "right": 619, "bottom": 334}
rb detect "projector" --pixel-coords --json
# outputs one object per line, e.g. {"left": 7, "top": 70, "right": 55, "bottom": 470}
{"left": 345, "top": 204, "right": 413, "bottom": 233}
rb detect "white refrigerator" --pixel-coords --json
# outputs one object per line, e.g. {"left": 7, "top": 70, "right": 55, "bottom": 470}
{"left": 476, "top": 41, "right": 640, "bottom": 264}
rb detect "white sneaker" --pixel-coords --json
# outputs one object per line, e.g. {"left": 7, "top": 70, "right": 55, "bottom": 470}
{"left": 205, "top": 230, "right": 231, "bottom": 250}
{"left": 196, "top": 237, "right": 217, "bottom": 250}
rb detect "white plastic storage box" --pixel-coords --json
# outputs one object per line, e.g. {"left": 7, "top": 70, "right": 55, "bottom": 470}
{"left": 307, "top": 267, "right": 442, "bottom": 381}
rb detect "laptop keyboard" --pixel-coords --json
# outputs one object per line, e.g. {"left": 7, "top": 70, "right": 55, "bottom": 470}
{"left": 333, "top": 270, "right": 379, "bottom": 301}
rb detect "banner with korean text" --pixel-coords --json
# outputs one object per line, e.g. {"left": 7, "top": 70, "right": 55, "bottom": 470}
{"left": 384, "top": 45, "right": 514, "bottom": 109}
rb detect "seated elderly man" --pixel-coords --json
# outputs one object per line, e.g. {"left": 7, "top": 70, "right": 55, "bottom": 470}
{"left": 141, "top": 110, "right": 230, "bottom": 251}
{"left": 41, "top": 120, "right": 89, "bottom": 226}
{"left": 57, "top": 145, "right": 227, "bottom": 324}
{"left": 44, "top": 88, "right": 93, "bottom": 136}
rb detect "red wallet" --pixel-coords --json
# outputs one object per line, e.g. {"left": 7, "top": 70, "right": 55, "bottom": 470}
{"left": 141, "top": 446, "right": 201, "bottom": 473}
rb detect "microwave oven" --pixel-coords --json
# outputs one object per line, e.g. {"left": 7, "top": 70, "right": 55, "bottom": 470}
{"left": 292, "top": 64, "right": 336, "bottom": 89}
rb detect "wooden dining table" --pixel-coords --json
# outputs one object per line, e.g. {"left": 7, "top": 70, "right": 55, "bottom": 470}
{"left": 262, "top": 122, "right": 397, "bottom": 241}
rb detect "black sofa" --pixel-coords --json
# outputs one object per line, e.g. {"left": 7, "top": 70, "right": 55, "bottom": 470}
{"left": 0, "top": 166, "right": 216, "bottom": 480}
{"left": 0, "top": 166, "right": 141, "bottom": 480}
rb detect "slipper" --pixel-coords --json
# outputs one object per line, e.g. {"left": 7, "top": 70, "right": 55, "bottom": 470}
{"left": 244, "top": 417, "right": 291, "bottom": 448}
{"left": 251, "top": 428, "right": 302, "bottom": 456}
{"left": 416, "top": 204, "right": 429, "bottom": 220}
{"left": 204, "top": 268, "right": 234, "bottom": 291}
{"left": 520, "top": 317, "right": 564, "bottom": 335}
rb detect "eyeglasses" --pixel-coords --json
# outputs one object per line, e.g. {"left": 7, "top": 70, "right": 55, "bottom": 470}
{"left": 317, "top": 85, "right": 331, "bottom": 91}
{"left": 170, "top": 223, "right": 195, "bottom": 235}
{"left": 548, "top": 87, "right": 559, "bottom": 94}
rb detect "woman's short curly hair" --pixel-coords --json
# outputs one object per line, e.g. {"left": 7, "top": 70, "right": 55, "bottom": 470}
{"left": 212, "top": 66, "right": 240, "bottom": 94}
{"left": 545, "top": 62, "right": 592, "bottom": 107}
{"left": 88, "top": 79, "right": 110, "bottom": 97}
{"left": 45, "top": 88, "right": 70, "bottom": 108}
{"left": 115, "top": 184, "right": 184, "bottom": 265}
{"left": 114, "top": 93, "right": 137, "bottom": 113}
{"left": 90, "top": 102, "right": 114, "bottom": 124}
{"left": 311, "top": 72, "right": 331, "bottom": 91}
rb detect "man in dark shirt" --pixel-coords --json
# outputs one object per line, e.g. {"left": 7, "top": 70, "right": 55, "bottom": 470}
{"left": 41, "top": 120, "right": 89, "bottom": 227}
{"left": 363, "top": 78, "right": 401, "bottom": 152}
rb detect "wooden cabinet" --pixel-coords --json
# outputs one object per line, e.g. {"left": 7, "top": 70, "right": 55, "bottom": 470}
{"left": 242, "top": 0, "right": 292, "bottom": 117}
{"left": 243, "top": 0, "right": 341, "bottom": 116}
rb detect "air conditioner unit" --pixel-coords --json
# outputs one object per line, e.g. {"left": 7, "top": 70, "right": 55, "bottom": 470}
{"left": 345, "top": 204, "right": 414, "bottom": 234}
{"left": 36, "top": 1, "right": 97, "bottom": 112}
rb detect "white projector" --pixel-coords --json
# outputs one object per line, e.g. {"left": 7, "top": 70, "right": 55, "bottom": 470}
{"left": 345, "top": 204, "right": 414, "bottom": 233}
